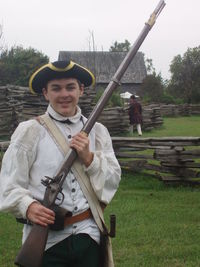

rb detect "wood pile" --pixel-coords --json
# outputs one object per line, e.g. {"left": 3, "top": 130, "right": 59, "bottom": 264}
{"left": 146, "top": 103, "right": 200, "bottom": 117}
{"left": 7, "top": 85, "right": 48, "bottom": 123}
{"left": 98, "top": 107, "right": 130, "bottom": 135}
{"left": 1, "top": 137, "right": 200, "bottom": 185}
{"left": 112, "top": 137, "right": 200, "bottom": 185}
{"left": 142, "top": 106, "right": 163, "bottom": 131}
{"left": 0, "top": 85, "right": 165, "bottom": 139}
{"left": 154, "top": 147, "right": 200, "bottom": 183}
{"left": 79, "top": 87, "right": 96, "bottom": 117}
{"left": 98, "top": 105, "right": 163, "bottom": 136}
{"left": 0, "top": 85, "right": 96, "bottom": 139}
{"left": 0, "top": 141, "right": 10, "bottom": 152}
{"left": 0, "top": 86, "right": 13, "bottom": 139}
{"left": 190, "top": 104, "right": 200, "bottom": 115}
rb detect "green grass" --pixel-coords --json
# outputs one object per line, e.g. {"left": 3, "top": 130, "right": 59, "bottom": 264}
{"left": 105, "top": 171, "right": 200, "bottom": 267}
{"left": 0, "top": 214, "right": 22, "bottom": 267}
{"left": 131, "top": 116, "right": 200, "bottom": 137}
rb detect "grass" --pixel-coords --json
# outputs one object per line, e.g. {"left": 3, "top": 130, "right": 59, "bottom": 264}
{"left": 0, "top": 115, "right": 200, "bottom": 266}
{"left": 0, "top": 214, "right": 22, "bottom": 267}
{"left": 106, "top": 171, "right": 200, "bottom": 267}
{"left": 130, "top": 116, "right": 200, "bottom": 137}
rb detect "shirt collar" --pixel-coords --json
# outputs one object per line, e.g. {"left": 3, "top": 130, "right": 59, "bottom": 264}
{"left": 47, "top": 104, "right": 82, "bottom": 124}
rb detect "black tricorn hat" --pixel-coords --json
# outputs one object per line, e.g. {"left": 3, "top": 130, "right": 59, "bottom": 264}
{"left": 29, "top": 60, "right": 95, "bottom": 94}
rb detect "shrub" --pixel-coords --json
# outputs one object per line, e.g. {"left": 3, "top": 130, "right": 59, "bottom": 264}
{"left": 94, "top": 87, "right": 123, "bottom": 107}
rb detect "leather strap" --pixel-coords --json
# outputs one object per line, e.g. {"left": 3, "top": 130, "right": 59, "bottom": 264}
{"left": 64, "top": 209, "right": 92, "bottom": 226}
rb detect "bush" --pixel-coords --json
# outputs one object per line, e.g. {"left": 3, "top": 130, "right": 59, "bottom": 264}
{"left": 160, "top": 93, "right": 175, "bottom": 104}
{"left": 94, "top": 87, "right": 123, "bottom": 107}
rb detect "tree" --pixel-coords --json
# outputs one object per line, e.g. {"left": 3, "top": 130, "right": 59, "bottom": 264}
{"left": 0, "top": 24, "right": 5, "bottom": 54}
{"left": 109, "top": 39, "right": 131, "bottom": 52}
{"left": 0, "top": 45, "right": 49, "bottom": 86}
{"left": 168, "top": 46, "right": 200, "bottom": 103}
{"left": 140, "top": 73, "right": 164, "bottom": 103}
{"left": 139, "top": 56, "right": 166, "bottom": 103}
{"left": 145, "top": 57, "right": 156, "bottom": 75}
{"left": 0, "top": 25, "right": 5, "bottom": 55}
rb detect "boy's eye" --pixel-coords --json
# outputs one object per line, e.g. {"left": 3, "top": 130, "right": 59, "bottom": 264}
{"left": 67, "top": 86, "right": 75, "bottom": 90}
{"left": 52, "top": 87, "right": 60, "bottom": 91}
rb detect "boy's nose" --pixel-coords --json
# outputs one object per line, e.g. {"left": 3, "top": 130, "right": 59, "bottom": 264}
{"left": 60, "top": 88, "right": 69, "bottom": 97}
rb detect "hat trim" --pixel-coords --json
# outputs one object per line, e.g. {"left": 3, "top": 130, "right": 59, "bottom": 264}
{"left": 29, "top": 61, "right": 75, "bottom": 94}
{"left": 49, "top": 61, "right": 75, "bottom": 72}
{"left": 74, "top": 62, "right": 95, "bottom": 87}
{"left": 29, "top": 63, "right": 49, "bottom": 94}
{"left": 29, "top": 61, "right": 95, "bottom": 94}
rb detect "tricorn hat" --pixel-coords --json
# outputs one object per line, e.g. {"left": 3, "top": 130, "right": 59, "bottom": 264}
{"left": 29, "top": 60, "right": 95, "bottom": 94}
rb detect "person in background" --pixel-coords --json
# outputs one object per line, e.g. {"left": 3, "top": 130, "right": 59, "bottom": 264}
{"left": 128, "top": 94, "right": 143, "bottom": 136}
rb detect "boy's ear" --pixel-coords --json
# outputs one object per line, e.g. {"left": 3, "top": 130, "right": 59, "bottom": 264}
{"left": 79, "top": 84, "right": 84, "bottom": 97}
{"left": 42, "top": 88, "right": 49, "bottom": 101}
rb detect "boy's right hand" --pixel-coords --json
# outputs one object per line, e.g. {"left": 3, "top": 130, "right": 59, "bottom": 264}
{"left": 26, "top": 202, "right": 55, "bottom": 227}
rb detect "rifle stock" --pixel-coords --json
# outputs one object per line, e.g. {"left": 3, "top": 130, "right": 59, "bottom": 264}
{"left": 15, "top": 225, "right": 49, "bottom": 267}
{"left": 14, "top": 1, "right": 166, "bottom": 266}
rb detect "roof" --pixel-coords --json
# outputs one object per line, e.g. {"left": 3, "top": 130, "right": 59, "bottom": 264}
{"left": 58, "top": 51, "right": 146, "bottom": 84}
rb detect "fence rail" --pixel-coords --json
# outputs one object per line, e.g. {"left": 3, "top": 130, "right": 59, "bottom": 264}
{"left": 1, "top": 137, "right": 200, "bottom": 185}
{"left": 112, "top": 137, "right": 200, "bottom": 185}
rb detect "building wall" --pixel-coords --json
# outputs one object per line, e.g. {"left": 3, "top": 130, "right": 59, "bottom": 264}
{"left": 95, "top": 83, "right": 142, "bottom": 96}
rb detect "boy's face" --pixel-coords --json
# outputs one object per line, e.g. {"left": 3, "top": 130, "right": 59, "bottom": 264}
{"left": 43, "top": 78, "right": 84, "bottom": 117}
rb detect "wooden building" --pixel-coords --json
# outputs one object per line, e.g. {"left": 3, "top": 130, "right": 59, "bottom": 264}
{"left": 58, "top": 51, "right": 147, "bottom": 95}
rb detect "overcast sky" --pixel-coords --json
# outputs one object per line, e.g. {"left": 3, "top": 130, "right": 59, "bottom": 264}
{"left": 1, "top": 0, "right": 200, "bottom": 80}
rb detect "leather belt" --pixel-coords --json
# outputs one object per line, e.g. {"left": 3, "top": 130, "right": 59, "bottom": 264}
{"left": 64, "top": 209, "right": 93, "bottom": 226}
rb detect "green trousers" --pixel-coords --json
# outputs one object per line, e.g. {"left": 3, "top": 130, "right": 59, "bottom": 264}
{"left": 41, "top": 233, "right": 100, "bottom": 267}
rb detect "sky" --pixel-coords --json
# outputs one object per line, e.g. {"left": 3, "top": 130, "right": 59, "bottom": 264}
{"left": 0, "top": 0, "right": 200, "bottom": 80}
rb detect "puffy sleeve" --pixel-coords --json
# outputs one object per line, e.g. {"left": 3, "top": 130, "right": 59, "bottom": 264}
{"left": 84, "top": 123, "right": 121, "bottom": 204}
{"left": 0, "top": 120, "right": 42, "bottom": 218}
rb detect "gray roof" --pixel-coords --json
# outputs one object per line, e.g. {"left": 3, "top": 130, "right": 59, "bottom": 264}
{"left": 58, "top": 51, "right": 146, "bottom": 84}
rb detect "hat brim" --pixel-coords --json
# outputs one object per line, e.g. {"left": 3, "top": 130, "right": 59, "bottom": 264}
{"left": 29, "top": 61, "right": 95, "bottom": 94}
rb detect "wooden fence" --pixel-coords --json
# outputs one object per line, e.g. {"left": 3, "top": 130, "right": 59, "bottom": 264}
{"left": 146, "top": 104, "right": 200, "bottom": 116}
{"left": 1, "top": 137, "right": 200, "bottom": 185}
{"left": 112, "top": 137, "right": 200, "bottom": 185}
{"left": 0, "top": 85, "right": 164, "bottom": 138}
{"left": 0, "top": 85, "right": 96, "bottom": 139}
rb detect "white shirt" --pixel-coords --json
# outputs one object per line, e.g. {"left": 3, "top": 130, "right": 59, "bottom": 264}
{"left": 0, "top": 104, "right": 121, "bottom": 249}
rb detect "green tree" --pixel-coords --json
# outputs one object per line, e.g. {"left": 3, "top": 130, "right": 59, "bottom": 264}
{"left": 109, "top": 39, "right": 131, "bottom": 52}
{"left": 168, "top": 46, "right": 200, "bottom": 103}
{"left": 140, "top": 73, "right": 164, "bottom": 103}
{"left": 145, "top": 57, "right": 156, "bottom": 75}
{"left": 95, "top": 88, "right": 123, "bottom": 107}
{"left": 0, "top": 24, "right": 5, "bottom": 55}
{"left": 0, "top": 45, "right": 49, "bottom": 86}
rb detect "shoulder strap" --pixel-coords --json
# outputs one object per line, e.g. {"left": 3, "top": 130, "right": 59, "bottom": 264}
{"left": 37, "top": 114, "right": 69, "bottom": 155}
{"left": 37, "top": 114, "right": 105, "bottom": 232}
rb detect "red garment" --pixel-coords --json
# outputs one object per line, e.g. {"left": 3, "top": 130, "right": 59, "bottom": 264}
{"left": 128, "top": 100, "right": 142, "bottom": 124}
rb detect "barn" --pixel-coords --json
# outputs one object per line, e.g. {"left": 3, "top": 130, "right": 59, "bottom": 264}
{"left": 58, "top": 51, "right": 147, "bottom": 96}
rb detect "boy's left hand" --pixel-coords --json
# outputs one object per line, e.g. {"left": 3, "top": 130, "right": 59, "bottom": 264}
{"left": 70, "top": 132, "right": 93, "bottom": 167}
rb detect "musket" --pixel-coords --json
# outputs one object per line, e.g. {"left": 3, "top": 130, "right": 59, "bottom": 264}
{"left": 15, "top": 1, "right": 166, "bottom": 266}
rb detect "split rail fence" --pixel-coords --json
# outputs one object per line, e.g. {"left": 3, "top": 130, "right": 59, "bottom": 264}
{"left": 0, "top": 85, "right": 164, "bottom": 139}
{"left": 112, "top": 137, "right": 200, "bottom": 185}
{"left": 1, "top": 137, "right": 200, "bottom": 185}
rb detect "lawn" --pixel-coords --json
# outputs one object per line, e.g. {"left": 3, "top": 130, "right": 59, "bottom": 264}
{"left": 132, "top": 115, "right": 200, "bottom": 137}
{"left": 108, "top": 172, "right": 200, "bottom": 267}
{"left": 0, "top": 116, "right": 200, "bottom": 267}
